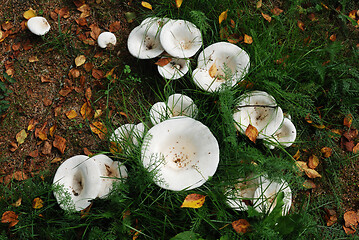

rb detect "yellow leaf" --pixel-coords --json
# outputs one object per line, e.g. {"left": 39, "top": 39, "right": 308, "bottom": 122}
{"left": 293, "top": 149, "right": 300, "bottom": 160}
{"left": 295, "top": 161, "right": 308, "bottom": 173}
{"left": 219, "top": 9, "right": 228, "bottom": 24}
{"left": 11, "top": 198, "right": 22, "bottom": 207}
{"left": 308, "top": 155, "right": 319, "bottom": 169}
{"left": 256, "top": 0, "right": 262, "bottom": 9}
{"left": 232, "top": 219, "right": 250, "bottom": 234}
{"left": 75, "top": 55, "right": 86, "bottom": 67}
{"left": 32, "top": 197, "right": 44, "bottom": 209}
{"left": 208, "top": 63, "right": 218, "bottom": 78}
{"left": 321, "top": 147, "right": 332, "bottom": 158}
{"left": 261, "top": 12, "right": 272, "bottom": 22}
{"left": 245, "top": 124, "right": 258, "bottom": 143}
{"left": 312, "top": 124, "right": 325, "bottom": 129}
{"left": 304, "top": 168, "right": 322, "bottom": 178}
{"left": 94, "top": 109, "right": 102, "bottom": 119}
{"left": 49, "top": 125, "right": 56, "bottom": 137}
{"left": 110, "top": 142, "right": 122, "bottom": 154}
{"left": 16, "top": 129, "right": 27, "bottom": 145}
{"left": 105, "top": 67, "right": 115, "bottom": 78}
{"left": 24, "top": 9, "right": 36, "bottom": 20}
{"left": 271, "top": 7, "right": 283, "bottom": 16}
{"left": 66, "top": 109, "right": 78, "bottom": 119}
{"left": 348, "top": 10, "right": 356, "bottom": 19}
{"left": 90, "top": 122, "right": 107, "bottom": 140}
{"left": 180, "top": 194, "right": 206, "bottom": 208}
{"left": 297, "top": 20, "right": 305, "bottom": 31}
{"left": 141, "top": 1, "right": 153, "bottom": 10}
{"left": 175, "top": 0, "right": 183, "bottom": 8}
{"left": 28, "top": 56, "right": 39, "bottom": 63}
{"left": 80, "top": 102, "right": 93, "bottom": 120}
{"left": 244, "top": 34, "right": 253, "bottom": 44}
{"left": 51, "top": 157, "right": 62, "bottom": 163}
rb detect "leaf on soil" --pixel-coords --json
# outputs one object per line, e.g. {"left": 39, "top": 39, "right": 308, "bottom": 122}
{"left": 90, "top": 122, "right": 107, "bottom": 140}
{"left": 175, "top": 0, "right": 183, "bottom": 8}
{"left": 344, "top": 114, "right": 353, "bottom": 128}
{"left": 58, "top": 7, "right": 70, "bottom": 19}
{"left": 49, "top": 125, "right": 56, "bottom": 137}
{"left": 321, "top": 147, "right": 332, "bottom": 158}
{"left": 343, "top": 129, "right": 358, "bottom": 141}
{"left": 92, "top": 69, "right": 104, "bottom": 79}
{"left": 11, "top": 198, "right": 22, "bottom": 207}
{"left": 324, "top": 209, "right": 337, "bottom": 227}
{"left": 41, "top": 76, "right": 54, "bottom": 83}
{"left": 85, "top": 88, "right": 92, "bottom": 102}
{"left": 293, "top": 149, "right": 300, "bottom": 160}
{"left": 155, "top": 57, "right": 172, "bottom": 67}
{"left": 141, "top": 1, "right": 153, "bottom": 10}
{"left": 180, "top": 194, "right": 206, "bottom": 208}
{"left": 73, "top": 0, "right": 85, "bottom": 8}
{"left": 295, "top": 161, "right": 307, "bottom": 173}
{"left": 232, "top": 219, "right": 250, "bottom": 234}
{"left": 53, "top": 135, "right": 66, "bottom": 154}
{"left": 24, "top": 9, "right": 36, "bottom": 20}
{"left": 28, "top": 150, "right": 39, "bottom": 158}
{"left": 344, "top": 211, "right": 359, "bottom": 230}
{"left": 308, "top": 155, "right": 319, "bottom": 169}
{"left": 13, "top": 171, "right": 28, "bottom": 181}
{"left": 297, "top": 20, "right": 305, "bottom": 31}
{"left": 66, "top": 110, "right": 78, "bottom": 119}
{"left": 94, "top": 109, "right": 102, "bottom": 119}
{"left": 75, "top": 55, "right": 86, "bottom": 67}
{"left": 261, "top": 12, "right": 272, "bottom": 22}
{"left": 80, "top": 102, "right": 93, "bottom": 120}
{"left": 245, "top": 124, "right": 258, "bottom": 143}
{"left": 77, "top": 4, "right": 91, "bottom": 18}
{"left": 51, "top": 157, "right": 62, "bottom": 164}
{"left": 219, "top": 10, "right": 228, "bottom": 24}
{"left": 244, "top": 34, "right": 253, "bottom": 44}
{"left": 353, "top": 143, "right": 359, "bottom": 154}
{"left": 1, "top": 211, "right": 19, "bottom": 228}
{"left": 28, "top": 56, "right": 39, "bottom": 63}
{"left": 348, "top": 10, "right": 356, "bottom": 19}
{"left": 329, "top": 34, "right": 336, "bottom": 42}
{"left": 90, "top": 24, "right": 101, "bottom": 40}
{"left": 271, "top": 7, "right": 283, "bottom": 16}
{"left": 2, "top": 22, "right": 13, "bottom": 31}
{"left": 75, "top": 17, "right": 87, "bottom": 26}
{"left": 42, "top": 141, "right": 52, "bottom": 155}
{"left": 208, "top": 63, "right": 218, "bottom": 78}
{"left": 69, "top": 68, "right": 80, "bottom": 78}
{"left": 28, "top": 118, "right": 38, "bottom": 131}
{"left": 16, "top": 129, "right": 27, "bottom": 145}
{"left": 83, "top": 147, "right": 93, "bottom": 156}
{"left": 59, "top": 86, "right": 73, "bottom": 97}
{"left": 109, "top": 21, "right": 121, "bottom": 32}
{"left": 304, "top": 168, "right": 322, "bottom": 178}
{"left": 256, "top": 0, "right": 262, "bottom": 9}
{"left": 9, "top": 142, "right": 18, "bottom": 152}
{"left": 83, "top": 62, "right": 94, "bottom": 72}
{"left": 303, "top": 179, "right": 316, "bottom": 189}
{"left": 32, "top": 197, "right": 44, "bottom": 209}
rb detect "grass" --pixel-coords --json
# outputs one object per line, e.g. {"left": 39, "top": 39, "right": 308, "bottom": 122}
{"left": 1, "top": 0, "right": 359, "bottom": 239}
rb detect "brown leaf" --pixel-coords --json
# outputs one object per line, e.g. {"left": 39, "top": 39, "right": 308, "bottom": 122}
{"left": 297, "top": 20, "right": 305, "bottom": 31}
{"left": 76, "top": 17, "right": 88, "bottom": 26}
{"left": 232, "top": 219, "right": 250, "bottom": 234}
{"left": 245, "top": 124, "right": 258, "bottom": 143}
{"left": 42, "top": 141, "right": 52, "bottom": 155}
{"left": 244, "top": 34, "right": 253, "bottom": 44}
{"left": 83, "top": 62, "right": 94, "bottom": 72}
{"left": 344, "top": 211, "right": 359, "bottom": 229}
{"left": 12, "top": 43, "right": 21, "bottom": 51}
{"left": 73, "top": 0, "right": 85, "bottom": 8}
{"left": 59, "top": 86, "right": 73, "bottom": 97}
{"left": 75, "top": 55, "right": 86, "bottom": 67}
{"left": 41, "top": 76, "right": 54, "bottom": 83}
{"left": 219, "top": 9, "right": 228, "bottom": 24}
{"left": 321, "top": 147, "right": 332, "bottom": 158}
{"left": 69, "top": 68, "right": 80, "bottom": 78}
{"left": 29, "top": 150, "right": 39, "bottom": 158}
{"left": 308, "top": 155, "right": 319, "bottom": 169}
{"left": 343, "top": 225, "right": 356, "bottom": 235}
{"left": 329, "top": 34, "right": 336, "bottom": 42}
{"left": 208, "top": 63, "right": 218, "bottom": 78}
{"left": 32, "top": 197, "right": 44, "bottom": 209}
{"left": 343, "top": 139, "right": 355, "bottom": 152}
{"left": 83, "top": 147, "right": 93, "bottom": 156}
{"left": 13, "top": 171, "right": 29, "bottom": 181}
{"left": 303, "top": 179, "right": 316, "bottom": 189}
{"left": 256, "top": 0, "right": 262, "bottom": 9}
{"left": 353, "top": 143, "right": 359, "bottom": 154}
{"left": 16, "top": 129, "right": 27, "bottom": 145}
{"left": 324, "top": 208, "right": 337, "bottom": 226}
{"left": 77, "top": 4, "right": 91, "bottom": 18}
{"left": 53, "top": 135, "right": 66, "bottom": 154}
{"left": 66, "top": 109, "right": 78, "bottom": 119}
{"left": 2, "top": 22, "right": 13, "bottom": 31}
{"left": 343, "top": 129, "right": 358, "bottom": 141}
{"left": 271, "top": 7, "right": 283, "bottom": 16}
{"left": 92, "top": 69, "right": 104, "bottom": 79}
{"left": 344, "top": 114, "right": 353, "bottom": 128}
{"left": 155, "top": 57, "right": 172, "bottom": 67}
{"left": 90, "top": 24, "right": 101, "bottom": 40}
{"left": 9, "top": 142, "right": 18, "bottom": 152}
{"left": 28, "top": 118, "right": 38, "bottom": 131}
{"left": 261, "top": 12, "right": 272, "bottom": 22}
{"left": 227, "top": 34, "right": 243, "bottom": 44}
{"left": 180, "top": 194, "right": 206, "bottom": 208}
{"left": 85, "top": 88, "right": 92, "bottom": 102}
{"left": 43, "top": 96, "right": 52, "bottom": 106}
{"left": 304, "top": 168, "right": 322, "bottom": 178}
{"left": 80, "top": 102, "right": 93, "bottom": 120}
{"left": 1, "top": 211, "right": 19, "bottom": 228}
{"left": 109, "top": 21, "right": 121, "bottom": 32}
{"left": 90, "top": 122, "right": 107, "bottom": 140}
{"left": 58, "top": 7, "right": 70, "bottom": 18}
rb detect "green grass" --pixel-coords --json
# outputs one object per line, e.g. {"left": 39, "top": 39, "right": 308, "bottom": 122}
{"left": 1, "top": 0, "right": 359, "bottom": 239}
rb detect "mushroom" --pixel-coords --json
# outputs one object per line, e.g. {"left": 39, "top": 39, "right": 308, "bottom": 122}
{"left": 140, "top": 17, "right": 170, "bottom": 27}
{"left": 192, "top": 42, "right": 250, "bottom": 92}
{"left": 27, "top": 16, "right": 51, "bottom": 36}
{"left": 265, "top": 117, "right": 297, "bottom": 149}
{"left": 160, "top": 19, "right": 202, "bottom": 58}
{"left": 149, "top": 102, "right": 167, "bottom": 125}
{"left": 233, "top": 91, "right": 283, "bottom": 139}
{"left": 157, "top": 57, "right": 190, "bottom": 80}
{"left": 110, "top": 123, "right": 146, "bottom": 153}
{"left": 141, "top": 116, "right": 219, "bottom": 191}
{"left": 53, "top": 155, "right": 102, "bottom": 211}
{"left": 253, "top": 177, "right": 292, "bottom": 215}
{"left": 97, "top": 32, "right": 117, "bottom": 48}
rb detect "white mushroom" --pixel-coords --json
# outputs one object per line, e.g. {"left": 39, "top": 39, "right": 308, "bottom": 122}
{"left": 97, "top": 32, "right": 117, "bottom": 48}
{"left": 160, "top": 19, "right": 202, "bottom": 58}
{"left": 265, "top": 117, "right": 297, "bottom": 149}
{"left": 158, "top": 58, "right": 190, "bottom": 80}
{"left": 110, "top": 123, "right": 146, "bottom": 153}
{"left": 27, "top": 16, "right": 51, "bottom": 36}
{"left": 149, "top": 102, "right": 167, "bottom": 125}
{"left": 141, "top": 116, "right": 219, "bottom": 191}
{"left": 253, "top": 178, "right": 292, "bottom": 215}
{"left": 53, "top": 155, "right": 102, "bottom": 211}
{"left": 233, "top": 91, "right": 283, "bottom": 139}
{"left": 140, "top": 17, "right": 170, "bottom": 27}
{"left": 192, "top": 42, "right": 250, "bottom": 92}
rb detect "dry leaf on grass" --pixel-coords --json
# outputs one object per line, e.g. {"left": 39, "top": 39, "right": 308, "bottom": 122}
{"left": 1, "top": 211, "right": 19, "bottom": 228}
{"left": 232, "top": 219, "right": 250, "bottom": 234}
{"left": 180, "top": 194, "right": 206, "bottom": 208}
{"left": 321, "top": 147, "right": 332, "bottom": 158}
{"left": 344, "top": 114, "right": 353, "bottom": 128}
{"left": 256, "top": 0, "right": 262, "bottom": 9}
{"left": 141, "top": 1, "right": 152, "bottom": 10}
{"left": 66, "top": 110, "right": 77, "bottom": 119}
{"left": 109, "top": 21, "right": 121, "bottom": 32}
{"left": 303, "top": 179, "right": 316, "bottom": 189}
{"left": 271, "top": 7, "right": 283, "bottom": 16}
{"left": 297, "top": 20, "right": 305, "bottom": 31}
{"left": 245, "top": 124, "right": 258, "bottom": 143}
{"left": 304, "top": 168, "right": 322, "bottom": 178}
{"left": 261, "top": 12, "right": 272, "bottom": 22}
{"left": 324, "top": 209, "right": 337, "bottom": 227}
{"left": 32, "top": 198, "right": 44, "bottom": 209}
{"left": 308, "top": 155, "right": 319, "bottom": 169}
{"left": 244, "top": 34, "right": 253, "bottom": 44}
{"left": 175, "top": 0, "right": 183, "bottom": 8}
{"left": 219, "top": 9, "right": 228, "bottom": 24}
{"left": 344, "top": 211, "right": 359, "bottom": 234}
{"left": 90, "top": 122, "right": 107, "bottom": 140}
{"left": 11, "top": 198, "right": 22, "bottom": 207}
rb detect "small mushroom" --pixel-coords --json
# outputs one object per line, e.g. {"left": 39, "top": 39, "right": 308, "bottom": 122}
{"left": 192, "top": 42, "right": 250, "bottom": 92}
{"left": 97, "top": 32, "right": 117, "bottom": 48}
{"left": 149, "top": 102, "right": 167, "bottom": 125}
{"left": 27, "top": 16, "right": 51, "bottom": 36}
{"left": 157, "top": 58, "right": 190, "bottom": 80}
{"left": 160, "top": 19, "right": 202, "bottom": 58}
{"left": 141, "top": 116, "right": 219, "bottom": 191}
{"left": 110, "top": 123, "right": 146, "bottom": 153}
{"left": 265, "top": 117, "right": 297, "bottom": 149}
{"left": 233, "top": 91, "right": 283, "bottom": 139}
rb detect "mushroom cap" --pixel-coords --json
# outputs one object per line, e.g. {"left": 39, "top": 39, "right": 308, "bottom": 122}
{"left": 150, "top": 102, "right": 168, "bottom": 125}
{"left": 90, "top": 154, "right": 128, "bottom": 198}
{"left": 233, "top": 91, "right": 283, "bottom": 139}
{"left": 192, "top": 42, "right": 250, "bottom": 92}
{"left": 141, "top": 116, "right": 219, "bottom": 191}
{"left": 110, "top": 123, "right": 146, "bottom": 153}
{"left": 157, "top": 58, "right": 190, "bottom": 80}
{"left": 160, "top": 20, "right": 202, "bottom": 58}
{"left": 140, "top": 17, "right": 171, "bottom": 27}
{"left": 167, "top": 93, "right": 198, "bottom": 119}
{"left": 97, "top": 32, "right": 117, "bottom": 48}
{"left": 266, "top": 117, "right": 297, "bottom": 148}
{"left": 27, "top": 16, "right": 51, "bottom": 36}
{"left": 127, "top": 23, "right": 164, "bottom": 59}
{"left": 253, "top": 178, "right": 292, "bottom": 215}
{"left": 53, "top": 155, "right": 102, "bottom": 211}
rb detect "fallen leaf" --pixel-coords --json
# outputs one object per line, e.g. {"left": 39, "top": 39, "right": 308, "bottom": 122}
{"left": 58, "top": 7, "right": 70, "bottom": 18}
{"left": 83, "top": 147, "right": 93, "bottom": 156}
{"left": 329, "top": 34, "right": 336, "bottom": 41}
{"left": 16, "top": 129, "right": 27, "bottom": 145}
{"left": 175, "top": 0, "right": 183, "bottom": 8}
{"left": 94, "top": 109, "right": 102, "bottom": 119}
{"left": 73, "top": 0, "right": 85, "bottom": 8}
{"left": 105, "top": 68, "right": 115, "bottom": 78}
{"left": 32, "top": 197, "right": 44, "bottom": 209}
{"left": 141, "top": 1, "right": 153, "bottom": 10}
{"left": 77, "top": 4, "right": 91, "bottom": 18}
{"left": 245, "top": 124, "right": 258, "bottom": 143}
{"left": 75, "top": 17, "right": 87, "bottom": 26}
{"left": 42, "top": 141, "right": 52, "bottom": 155}
{"left": 11, "top": 198, "right": 22, "bottom": 207}
{"left": 343, "top": 129, "right": 358, "bottom": 141}
{"left": 49, "top": 125, "right": 56, "bottom": 137}
{"left": 66, "top": 109, "right": 78, "bottom": 119}
{"left": 271, "top": 7, "right": 283, "bottom": 16}
{"left": 75, "top": 55, "right": 86, "bottom": 67}
{"left": 343, "top": 225, "right": 356, "bottom": 235}
{"left": 13, "top": 171, "right": 28, "bottom": 181}
{"left": 80, "top": 102, "right": 93, "bottom": 120}
{"left": 304, "top": 168, "right": 322, "bottom": 178}
{"left": 219, "top": 9, "right": 228, "bottom": 24}
{"left": 244, "top": 34, "right": 253, "bottom": 44}
{"left": 227, "top": 34, "right": 243, "bottom": 44}
{"left": 308, "top": 13, "right": 317, "bottom": 21}
{"left": 35, "top": 127, "right": 48, "bottom": 141}
{"left": 1, "top": 211, "right": 19, "bottom": 228}
{"left": 293, "top": 149, "right": 301, "bottom": 160}
{"left": 344, "top": 114, "right": 353, "bottom": 128}
{"left": 83, "top": 62, "right": 94, "bottom": 72}
{"left": 208, "top": 63, "right": 218, "bottom": 78}
{"left": 344, "top": 211, "right": 359, "bottom": 229}
{"left": 353, "top": 143, "right": 359, "bottom": 154}
{"left": 303, "top": 179, "right": 316, "bottom": 189}
{"left": 92, "top": 69, "right": 104, "bottom": 79}
{"left": 109, "top": 21, "right": 121, "bottom": 32}
{"left": 24, "top": 9, "right": 36, "bottom": 20}
{"left": 90, "top": 122, "right": 107, "bottom": 140}
{"left": 51, "top": 157, "right": 62, "bottom": 164}
{"left": 342, "top": 139, "right": 355, "bottom": 152}
{"left": 321, "top": 147, "right": 332, "bottom": 158}
{"left": 308, "top": 155, "right": 319, "bottom": 169}
{"left": 59, "top": 86, "right": 73, "bottom": 97}
{"left": 2, "top": 22, "right": 13, "bottom": 31}
{"left": 155, "top": 58, "right": 172, "bottom": 67}
{"left": 349, "top": 10, "right": 356, "bottom": 19}
{"left": 256, "top": 0, "right": 262, "bottom": 9}
{"left": 9, "top": 142, "right": 18, "bottom": 152}
{"left": 261, "top": 12, "right": 272, "bottom": 22}
{"left": 41, "top": 76, "right": 54, "bottom": 83}
{"left": 29, "top": 150, "right": 39, "bottom": 158}
{"left": 89, "top": 24, "right": 101, "bottom": 40}
{"left": 110, "top": 142, "right": 122, "bottom": 154}
{"left": 85, "top": 88, "right": 92, "bottom": 102}
{"left": 295, "top": 161, "right": 307, "bottom": 173}
{"left": 28, "top": 118, "right": 38, "bottom": 131}
{"left": 230, "top": 19, "right": 235, "bottom": 28}
{"left": 232, "top": 219, "right": 250, "bottom": 234}
{"left": 53, "top": 135, "right": 66, "bottom": 154}
{"left": 297, "top": 20, "right": 305, "bottom": 31}
{"left": 69, "top": 68, "right": 80, "bottom": 78}
{"left": 180, "top": 194, "right": 206, "bottom": 208}
{"left": 324, "top": 208, "right": 337, "bottom": 227}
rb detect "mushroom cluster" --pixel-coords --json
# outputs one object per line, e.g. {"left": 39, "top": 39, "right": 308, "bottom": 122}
{"left": 53, "top": 154, "right": 127, "bottom": 211}
{"left": 233, "top": 91, "right": 296, "bottom": 148}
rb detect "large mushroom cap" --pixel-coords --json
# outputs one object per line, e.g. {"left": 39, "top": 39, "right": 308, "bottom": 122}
{"left": 233, "top": 91, "right": 283, "bottom": 139}
{"left": 141, "top": 117, "right": 219, "bottom": 191}
{"left": 160, "top": 20, "right": 202, "bottom": 58}
{"left": 97, "top": 32, "right": 117, "bottom": 48}
{"left": 27, "top": 16, "right": 51, "bottom": 36}
{"left": 157, "top": 58, "right": 190, "bottom": 80}
{"left": 266, "top": 117, "right": 297, "bottom": 148}
{"left": 192, "top": 42, "right": 250, "bottom": 92}
{"left": 53, "top": 155, "right": 102, "bottom": 211}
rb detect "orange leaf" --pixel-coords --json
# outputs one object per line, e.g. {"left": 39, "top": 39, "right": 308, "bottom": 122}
{"left": 261, "top": 12, "right": 272, "bottom": 22}
{"left": 344, "top": 114, "right": 353, "bottom": 128}
{"left": 1, "top": 211, "right": 19, "bottom": 228}
{"left": 232, "top": 219, "right": 250, "bottom": 234}
{"left": 16, "top": 129, "right": 27, "bottom": 145}
{"left": 353, "top": 143, "right": 359, "bottom": 154}
{"left": 329, "top": 34, "right": 336, "bottom": 42}
{"left": 256, "top": 0, "right": 262, "bottom": 9}
{"left": 344, "top": 211, "right": 359, "bottom": 229}
{"left": 348, "top": 10, "right": 356, "bottom": 19}
{"left": 155, "top": 57, "right": 172, "bottom": 67}
{"left": 219, "top": 9, "right": 228, "bottom": 24}
{"left": 308, "top": 155, "right": 319, "bottom": 169}
{"left": 245, "top": 124, "right": 258, "bottom": 143}
{"left": 244, "top": 34, "right": 253, "bottom": 44}
{"left": 53, "top": 135, "right": 67, "bottom": 154}
{"left": 175, "top": 0, "right": 183, "bottom": 8}
{"left": 92, "top": 69, "right": 104, "bottom": 79}
{"left": 271, "top": 7, "right": 283, "bottom": 16}
{"left": 321, "top": 147, "right": 332, "bottom": 158}
{"left": 297, "top": 20, "right": 305, "bottom": 31}
{"left": 90, "top": 122, "right": 107, "bottom": 140}
{"left": 32, "top": 197, "right": 44, "bottom": 209}
{"left": 180, "top": 194, "right": 206, "bottom": 208}
{"left": 293, "top": 149, "right": 301, "bottom": 160}
{"left": 141, "top": 1, "right": 153, "bottom": 10}
{"left": 324, "top": 209, "right": 337, "bottom": 227}
{"left": 66, "top": 109, "right": 78, "bottom": 119}
{"left": 29, "top": 56, "right": 39, "bottom": 63}
{"left": 208, "top": 63, "right": 218, "bottom": 78}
